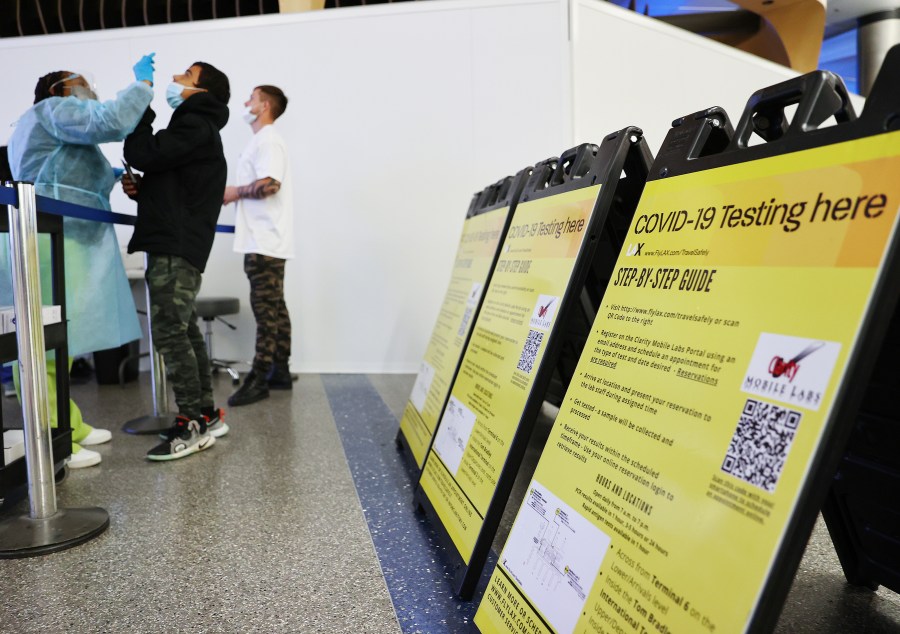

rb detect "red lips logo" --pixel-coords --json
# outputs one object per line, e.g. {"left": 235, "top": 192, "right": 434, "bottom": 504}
{"left": 769, "top": 341, "right": 824, "bottom": 382}
{"left": 538, "top": 298, "right": 555, "bottom": 318}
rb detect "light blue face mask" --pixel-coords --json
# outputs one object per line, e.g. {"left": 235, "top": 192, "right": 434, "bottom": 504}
{"left": 166, "top": 82, "right": 186, "bottom": 109}
{"left": 166, "top": 82, "right": 204, "bottom": 109}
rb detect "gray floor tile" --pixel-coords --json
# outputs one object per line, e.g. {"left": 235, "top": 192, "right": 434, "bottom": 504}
{"left": 0, "top": 373, "right": 399, "bottom": 634}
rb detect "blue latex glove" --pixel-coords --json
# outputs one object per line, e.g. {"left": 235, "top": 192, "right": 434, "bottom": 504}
{"left": 112, "top": 167, "right": 125, "bottom": 181}
{"left": 133, "top": 53, "right": 155, "bottom": 85}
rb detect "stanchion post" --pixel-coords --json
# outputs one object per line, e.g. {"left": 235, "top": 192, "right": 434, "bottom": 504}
{"left": 121, "top": 254, "right": 171, "bottom": 434}
{"left": 0, "top": 181, "right": 109, "bottom": 558}
{"left": 148, "top": 257, "right": 168, "bottom": 416}
{"left": 8, "top": 182, "right": 56, "bottom": 519}
{"left": 152, "top": 349, "right": 168, "bottom": 415}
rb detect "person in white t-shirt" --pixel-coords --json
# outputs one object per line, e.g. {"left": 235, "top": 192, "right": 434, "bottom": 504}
{"left": 223, "top": 85, "right": 294, "bottom": 406}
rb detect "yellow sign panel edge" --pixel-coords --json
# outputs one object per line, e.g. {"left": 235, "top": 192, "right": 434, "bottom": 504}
{"left": 399, "top": 206, "right": 513, "bottom": 468}
{"left": 416, "top": 182, "right": 604, "bottom": 575}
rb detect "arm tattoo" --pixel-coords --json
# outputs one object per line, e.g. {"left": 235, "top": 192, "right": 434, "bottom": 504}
{"left": 238, "top": 177, "right": 282, "bottom": 200}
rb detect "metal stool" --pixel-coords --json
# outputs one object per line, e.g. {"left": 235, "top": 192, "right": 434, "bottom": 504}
{"left": 195, "top": 297, "right": 241, "bottom": 385}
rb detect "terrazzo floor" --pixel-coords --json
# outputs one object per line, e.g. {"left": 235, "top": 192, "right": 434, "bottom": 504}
{"left": 0, "top": 371, "right": 897, "bottom": 633}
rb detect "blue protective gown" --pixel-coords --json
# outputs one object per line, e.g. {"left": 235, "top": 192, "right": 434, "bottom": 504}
{"left": 2, "top": 81, "right": 153, "bottom": 356}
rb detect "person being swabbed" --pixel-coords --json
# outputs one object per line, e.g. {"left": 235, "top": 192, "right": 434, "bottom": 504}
{"left": 0, "top": 55, "right": 156, "bottom": 469}
{"left": 122, "top": 61, "right": 231, "bottom": 461}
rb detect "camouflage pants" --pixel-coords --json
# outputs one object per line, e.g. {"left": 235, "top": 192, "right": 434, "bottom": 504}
{"left": 146, "top": 254, "right": 213, "bottom": 418}
{"left": 245, "top": 253, "right": 291, "bottom": 374}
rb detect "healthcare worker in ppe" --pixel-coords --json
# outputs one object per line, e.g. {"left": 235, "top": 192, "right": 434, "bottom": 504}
{"left": 2, "top": 54, "right": 155, "bottom": 468}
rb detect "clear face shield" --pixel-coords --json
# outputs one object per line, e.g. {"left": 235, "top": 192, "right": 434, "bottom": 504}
{"left": 49, "top": 72, "right": 98, "bottom": 101}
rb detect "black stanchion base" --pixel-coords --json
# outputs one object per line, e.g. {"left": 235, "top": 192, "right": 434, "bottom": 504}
{"left": 122, "top": 414, "right": 171, "bottom": 435}
{"left": 0, "top": 507, "right": 109, "bottom": 558}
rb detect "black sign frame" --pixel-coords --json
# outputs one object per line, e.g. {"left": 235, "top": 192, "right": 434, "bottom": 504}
{"left": 414, "top": 128, "right": 653, "bottom": 599}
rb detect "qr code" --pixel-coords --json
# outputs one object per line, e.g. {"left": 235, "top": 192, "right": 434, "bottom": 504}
{"left": 516, "top": 329, "right": 544, "bottom": 373}
{"left": 721, "top": 398, "right": 802, "bottom": 493}
{"left": 457, "top": 307, "right": 474, "bottom": 338}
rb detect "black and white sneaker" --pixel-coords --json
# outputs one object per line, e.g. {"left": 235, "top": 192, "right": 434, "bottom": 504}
{"left": 147, "top": 416, "right": 215, "bottom": 461}
{"left": 159, "top": 407, "right": 229, "bottom": 439}
{"left": 203, "top": 406, "right": 229, "bottom": 438}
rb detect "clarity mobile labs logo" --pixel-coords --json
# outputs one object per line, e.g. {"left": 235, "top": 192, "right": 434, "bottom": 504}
{"left": 768, "top": 341, "right": 825, "bottom": 382}
{"left": 529, "top": 295, "right": 558, "bottom": 330}
{"left": 741, "top": 333, "right": 841, "bottom": 411}
{"left": 625, "top": 242, "right": 644, "bottom": 256}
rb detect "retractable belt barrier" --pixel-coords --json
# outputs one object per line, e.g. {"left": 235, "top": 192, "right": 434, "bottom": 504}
{"left": 0, "top": 187, "right": 236, "bottom": 234}
{"left": 0, "top": 181, "right": 238, "bottom": 557}
{"left": 0, "top": 182, "right": 108, "bottom": 557}
{"left": 0, "top": 185, "right": 237, "bottom": 436}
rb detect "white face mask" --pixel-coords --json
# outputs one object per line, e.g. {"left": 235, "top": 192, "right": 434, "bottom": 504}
{"left": 69, "top": 85, "right": 98, "bottom": 101}
{"left": 49, "top": 74, "right": 98, "bottom": 101}
{"left": 242, "top": 106, "right": 258, "bottom": 125}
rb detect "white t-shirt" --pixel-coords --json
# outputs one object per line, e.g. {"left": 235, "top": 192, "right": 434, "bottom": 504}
{"left": 233, "top": 124, "right": 295, "bottom": 259}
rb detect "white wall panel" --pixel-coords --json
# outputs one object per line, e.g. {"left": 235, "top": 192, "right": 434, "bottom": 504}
{"left": 571, "top": 0, "right": 800, "bottom": 154}
{"left": 0, "top": 0, "right": 570, "bottom": 373}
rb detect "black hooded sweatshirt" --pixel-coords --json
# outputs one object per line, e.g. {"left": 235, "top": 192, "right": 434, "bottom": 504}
{"left": 125, "top": 92, "right": 229, "bottom": 272}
